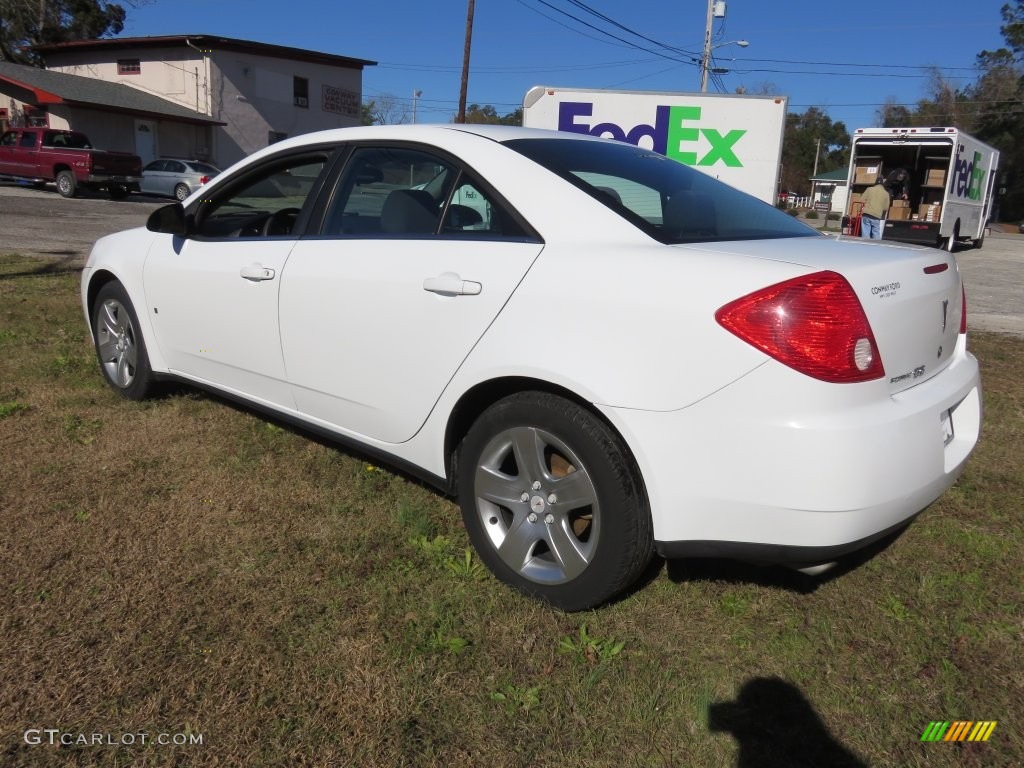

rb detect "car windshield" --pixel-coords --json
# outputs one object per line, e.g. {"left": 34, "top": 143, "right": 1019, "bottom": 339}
{"left": 503, "top": 137, "right": 820, "bottom": 245}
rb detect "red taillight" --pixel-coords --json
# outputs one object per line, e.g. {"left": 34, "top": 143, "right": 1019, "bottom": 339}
{"left": 960, "top": 282, "right": 967, "bottom": 334}
{"left": 199, "top": 175, "right": 210, "bottom": 185}
{"left": 716, "top": 270, "right": 884, "bottom": 383}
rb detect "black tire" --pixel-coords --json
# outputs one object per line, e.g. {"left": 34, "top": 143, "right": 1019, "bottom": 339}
{"left": 972, "top": 236, "right": 985, "bottom": 249}
{"left": 56, "top": 170, "right": 77, "bottom": 198}
{"left": 458, "top": 392, "right": 653, "bottom": 611}
{"left": 174, "top": 183, "right": 190, "bottom": 202}
{"left": 91, "top": 281, "right": 157, "bottom": 400}
{"left": 108, "top": 184, "right": 129, "bottom": 200}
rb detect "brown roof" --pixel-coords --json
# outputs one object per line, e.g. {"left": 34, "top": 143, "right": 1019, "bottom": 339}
{"left": 34, "top": 34, "right": 377, "bottom": 70}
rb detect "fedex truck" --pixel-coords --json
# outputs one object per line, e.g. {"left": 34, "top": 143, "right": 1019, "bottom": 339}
{"left": 522, "top": 86, "right": 787, "bottom": 203}
{"left": 845, "top": 127, "right": 999, "bottom": 251}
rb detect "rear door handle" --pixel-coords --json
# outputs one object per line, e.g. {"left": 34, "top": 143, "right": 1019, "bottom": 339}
{"left": 423, "top": 272, "right": 482, "bottom": 297}
{"left": 240, "top": 264, "right": 275, "bottom": 281}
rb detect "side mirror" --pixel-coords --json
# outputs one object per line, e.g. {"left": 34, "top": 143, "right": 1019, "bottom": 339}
{"left": 146, "top": 203, "right": 191, "bottom": 236}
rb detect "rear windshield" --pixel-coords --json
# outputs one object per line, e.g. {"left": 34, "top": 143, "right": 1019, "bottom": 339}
{"left": 503, "top": 137, "right": 820, "bottom": 245}
{"left": 187, "top": 162, "right": 220, "bottom": 175}
{"left": 42, "top": 131, "right": 91, "bottom": 149}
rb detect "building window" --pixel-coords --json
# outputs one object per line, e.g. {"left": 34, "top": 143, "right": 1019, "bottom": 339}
{"left": 117, "top": 59, "right": 141, "bottom": 75}
{"left": 268, "top": 131, "right": 288, "bottom": 145}
{"left": 293, "top": 76, "right": 309, "bottom": 108}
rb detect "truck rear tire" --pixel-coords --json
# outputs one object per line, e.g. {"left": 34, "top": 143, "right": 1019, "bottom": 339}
{"left": 56, "top": 170, "right": 77, "bottom": 198}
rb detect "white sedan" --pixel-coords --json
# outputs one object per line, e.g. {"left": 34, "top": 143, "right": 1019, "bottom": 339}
{"left": 81, "top": 125, "right": 981, "bottom": 610}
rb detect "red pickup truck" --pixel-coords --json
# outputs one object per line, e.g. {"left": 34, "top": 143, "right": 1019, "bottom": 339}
{"left": 0, "top": 128, "right": 142, "bottom": 199}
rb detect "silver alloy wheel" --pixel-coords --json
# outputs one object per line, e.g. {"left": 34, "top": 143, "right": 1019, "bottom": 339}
{"left": 174, "top": 183, "right": 189, "bottom": 201}
{"left": 57, "top": 172, "right": 73, "bottom": 196}
{"left": 96, "top": 299, "right": 138, "bottom": 388}
{"left": 473, "top": 425, "right": 600, "bottom": 585}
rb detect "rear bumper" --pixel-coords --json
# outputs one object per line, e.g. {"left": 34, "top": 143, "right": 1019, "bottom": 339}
{"left": 883, "top": 219, "right": 940, "bottom": 246}
{"left": 602, "top": 336, "right": 981, "bottom": 563}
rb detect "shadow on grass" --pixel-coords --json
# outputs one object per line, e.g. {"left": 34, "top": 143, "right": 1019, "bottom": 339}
{"left": 0, "top": 255, "right": 82, "bottom": 280}
{"left": 709, "top": 677, "right": 868, "bottom": 767}
{"left": 663, "top": 525, "right": 909, "bottom": 595}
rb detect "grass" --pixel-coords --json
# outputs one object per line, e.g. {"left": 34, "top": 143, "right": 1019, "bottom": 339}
{"left": 0, "top": 252, "right": 1021, "bottom": 766}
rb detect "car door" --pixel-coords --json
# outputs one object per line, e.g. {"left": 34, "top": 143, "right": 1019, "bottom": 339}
{"left": 143, "top": 149, "right": 334, "bottom": 409}
{"left": 0, "top": 131, "right": 20, "bottom": 174}
{"left": 162, "top": 160, "right": 187, "bottom": 196}
{"left": 140, "top": 159, "right": 163, "bottom": 195}
{"left": 280, "top": 144, "right": 544, "bottom": 444}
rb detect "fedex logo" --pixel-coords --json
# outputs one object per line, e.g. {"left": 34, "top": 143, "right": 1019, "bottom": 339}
{"left": 950, "top": 144, "right": 985, "bottom": 201}
{"left": 557, "top": 102, "right": 746, "bottom": 167}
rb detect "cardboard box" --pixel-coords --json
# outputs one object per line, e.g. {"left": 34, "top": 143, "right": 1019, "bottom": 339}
{"left": 891, "top": 199, "right": 909, "bottom": 208}
{"left": 887, "top": 206, "right": 910, "bottom": 220}
{"left": 854, "top": 161, "right": 880, "bottom": 185}
{"left": 848, "top": 193, "right": 864, "bottom": 214}
{"left": 924, "top": 165, "right": 947, "bottom": 187}
{"left": 918, "top": 203, "right": 942, "bottom": 222}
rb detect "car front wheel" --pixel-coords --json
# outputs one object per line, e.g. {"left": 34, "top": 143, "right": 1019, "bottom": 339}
{"left": 92, "top": 281, "right": 156, "bottom": 400}
{"left": 458, "top": 392, "right": 653, "bottom": 611}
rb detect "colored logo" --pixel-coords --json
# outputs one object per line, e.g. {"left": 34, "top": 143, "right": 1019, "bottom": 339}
{"left": 949, "top": 144, "right": 985, "bottom": 201}
{"left": 557, "top": 102, "right": 746, "bottom": 168}
{"left": 920, "top": 721, "right": 997, "bottom": 742}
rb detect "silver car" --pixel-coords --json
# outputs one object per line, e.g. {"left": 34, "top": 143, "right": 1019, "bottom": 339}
{"left": 140, "top": 158, "right": 220, "bottom": 201}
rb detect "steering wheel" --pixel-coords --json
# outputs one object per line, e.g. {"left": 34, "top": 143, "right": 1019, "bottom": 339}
{"left": 261, "top": 208, "right": 301, "bottom": 237}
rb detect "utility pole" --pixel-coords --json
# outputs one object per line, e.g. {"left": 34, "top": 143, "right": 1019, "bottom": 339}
{"left": 700, "top": 0, "right": 714, "bottom": 92}
{"left": 457, "top": 0, "right": 475, "bottom": 124}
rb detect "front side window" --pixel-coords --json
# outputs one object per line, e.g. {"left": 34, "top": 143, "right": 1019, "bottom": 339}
{"left": 321, "top": 145, "right": 526, "bottom": 238}
{"left": 1, "top": 132, "right": 17, "bottom": 147}
{"left": 504, "top": 137, "right": 820, "bottom": 244}
{"left": 192, "top": 154, "right": 329, "bottom": 239}
{"left": 19, "top": 132, "right": 36, "bottom": 148}
{"left": 143, "top": 160, "right": 165, "bottom": 172}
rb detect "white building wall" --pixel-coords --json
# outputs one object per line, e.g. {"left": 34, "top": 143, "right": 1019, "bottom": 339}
{"left": 45, "top": 45, "right": 364, "bottom": 169}
{"left": 211, "top": 52, "right": 362, "bottom": 167}
{"left": 45, "top": 48, "right": 210, "bottom": 115}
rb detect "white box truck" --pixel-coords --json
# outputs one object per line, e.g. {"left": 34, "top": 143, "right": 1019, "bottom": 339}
{"left": 522, "top": 86, "right": 787, "bottom": 204}
{"left": 845, "top": 127, "right": 999, "bottom": 250}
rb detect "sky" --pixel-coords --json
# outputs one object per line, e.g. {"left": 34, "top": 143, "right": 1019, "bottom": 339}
{"left": 117, "top": 0, "right": 1011, "bottom": 131}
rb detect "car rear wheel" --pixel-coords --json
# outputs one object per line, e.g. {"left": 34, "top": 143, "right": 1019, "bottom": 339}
{"left": 458, "top": 392, "right": 653, "bottom": 611}
{"left": 92, "top": 281, "right": 156, "bottom": 400}
{"left": 56, "top": 170, "right": 77, "bottom": 198}
{"left": 174, "top": 183, "right": 190, "bottom": 201}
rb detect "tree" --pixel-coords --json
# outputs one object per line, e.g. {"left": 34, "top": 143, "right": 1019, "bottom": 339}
{"left": 779, "top": 107, "right": 850, "bottom": 195}
{"left": 0, "top": 1, "right": 139, "bottom": 65}
{"left": 361, "top": 94, "right": 410, "bottom": 126}
{"left": 462, "top": 104, "right": 522, "bottom": 126}
{"left": 970, "top": 1, "right": 1024, "bottom": 219}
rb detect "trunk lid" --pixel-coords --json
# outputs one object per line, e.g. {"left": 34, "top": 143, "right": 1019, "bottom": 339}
{"left": 700, "top": 236, "right": 964, "bottom": 394}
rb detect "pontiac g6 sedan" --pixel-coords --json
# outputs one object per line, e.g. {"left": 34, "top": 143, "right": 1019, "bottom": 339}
{"left": 81, "top": 125, "right": 981, "bottom": 610}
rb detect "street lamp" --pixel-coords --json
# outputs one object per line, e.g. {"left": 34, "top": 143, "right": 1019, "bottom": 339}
{"left": 700, "top": 39, "right": 749, "bottom": 92}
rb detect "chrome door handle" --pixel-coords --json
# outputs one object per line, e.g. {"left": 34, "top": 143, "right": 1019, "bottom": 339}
{"left": 240, "top": 264, "right": 275, "bottom": 281}
{"left": 423, "top": 272, "right": 482, "bottom": 297}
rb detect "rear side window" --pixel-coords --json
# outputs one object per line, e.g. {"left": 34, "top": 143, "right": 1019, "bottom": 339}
{"left": 19, "top": 132, "right": 36, "bottom": 148}
{"left": 505, "top": 137, "right": 819, "bottom": 244}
